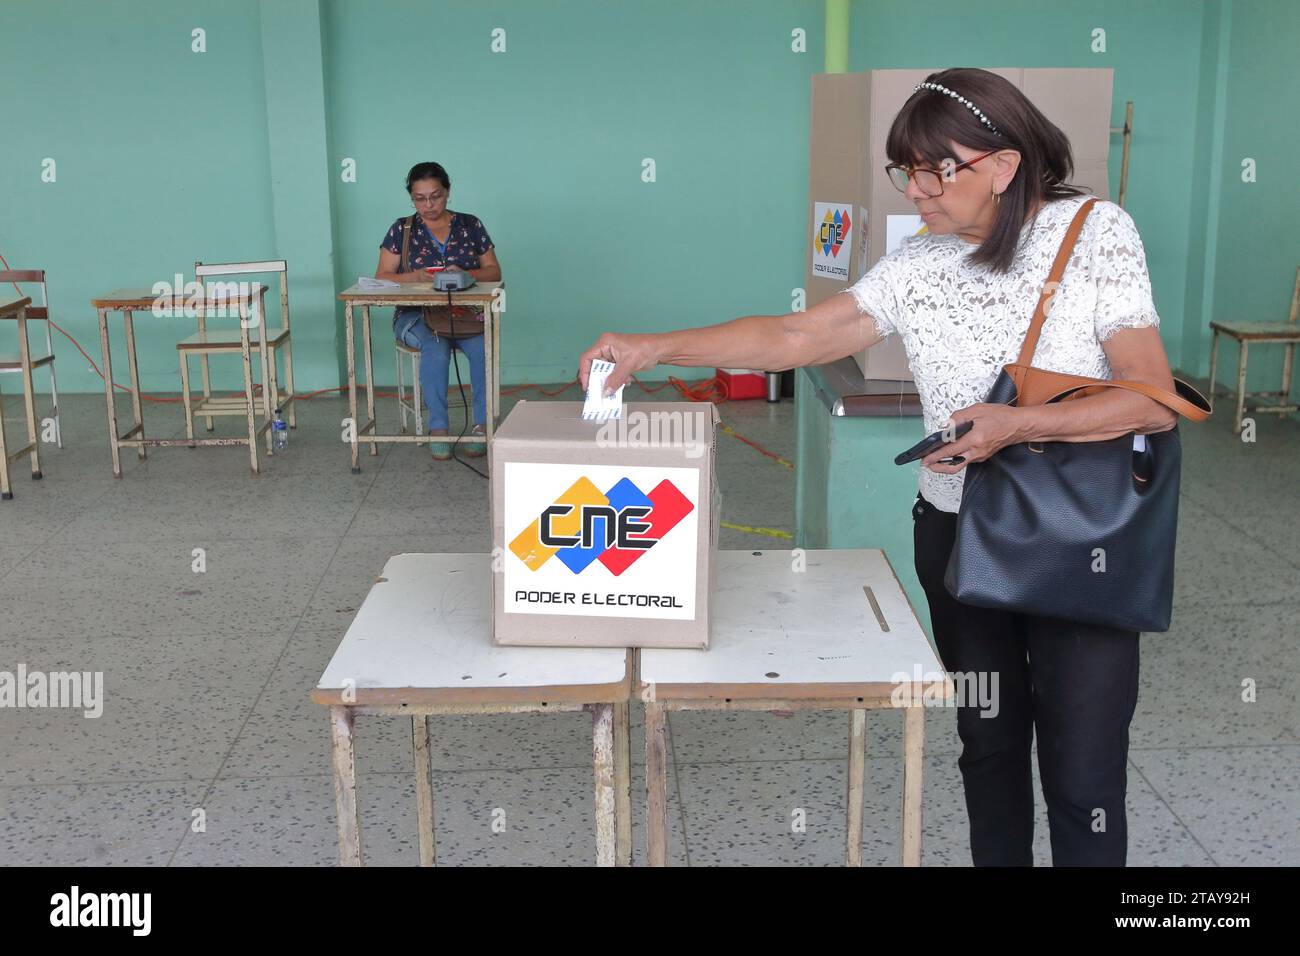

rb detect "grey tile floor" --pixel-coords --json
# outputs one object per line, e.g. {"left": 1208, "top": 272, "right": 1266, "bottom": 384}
{"left": 0, "top": 387, "right": 1296, "bottom": 866}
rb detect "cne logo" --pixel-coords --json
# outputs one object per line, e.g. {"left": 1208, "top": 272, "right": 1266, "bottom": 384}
{"left": 510, "top": 476, "right": 693, "bottom": 576}
{"left": 818, "top": 207, "right": 851, "bottom": 257}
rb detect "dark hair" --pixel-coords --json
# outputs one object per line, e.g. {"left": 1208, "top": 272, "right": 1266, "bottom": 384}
{"left": 885, "top": 68, "right": 1086, "bottom": 273}
{"left": 405, "top": 162, "right": 451, "bottom": 194}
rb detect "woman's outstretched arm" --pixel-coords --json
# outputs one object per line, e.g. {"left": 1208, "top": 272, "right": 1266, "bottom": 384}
{"left": 578, "top": 291, "right": 884, "bottom": 394}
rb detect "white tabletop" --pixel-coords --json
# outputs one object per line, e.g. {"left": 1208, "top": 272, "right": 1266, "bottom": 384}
{"left": 313, "top": 553, "right": 630, "bottom": 706}
{"left": 337, "top": 280, "right": 502, "bottom": 303}
{"left": 639, "top": 550, "right": 949, "bottom": 701}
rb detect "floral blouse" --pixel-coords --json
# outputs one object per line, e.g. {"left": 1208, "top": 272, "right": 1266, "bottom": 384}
{"left": 380, "top": 211, "right": 493, "bottom": 272}
{"left": 381, "top": 210, "right": 494, "bottom": 330}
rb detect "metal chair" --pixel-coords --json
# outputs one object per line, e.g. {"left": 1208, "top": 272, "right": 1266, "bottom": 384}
{"left": 393, "top": 337, "right": 474, "bottom": 435}
{"left": 0, "top": 296, "right": 44, "bottom": 498}
{"left": 1208, "top": 266, "right": 1300, "bottom": 431}
{"left": 182, "top": 260, "right": 296, "bottom": 436}
{"left": 0, "top": 269, "right": 61, "bottom": 448}
{"left": 395, "top": 339, "right": 424, "bottom": 435}
{"left": 175, "top": 284, "right": 272, "bottom": 471}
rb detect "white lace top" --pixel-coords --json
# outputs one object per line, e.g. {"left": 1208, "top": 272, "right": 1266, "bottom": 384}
{"left": 846, "top": 194, "right": 1160, "bottom": 513}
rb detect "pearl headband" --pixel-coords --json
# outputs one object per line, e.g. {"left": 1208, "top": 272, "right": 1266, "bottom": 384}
{"left": 913, "top": 81, "right": 1002, "bottom": 136}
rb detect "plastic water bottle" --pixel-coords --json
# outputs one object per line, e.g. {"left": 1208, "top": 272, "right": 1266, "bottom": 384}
{"left": 272, "top": 408, "right": 288, "bottom": 451}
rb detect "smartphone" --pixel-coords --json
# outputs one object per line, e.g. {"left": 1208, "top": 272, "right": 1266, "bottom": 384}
{"left": 894, "top": 420, "right": 974, "bottom": 466}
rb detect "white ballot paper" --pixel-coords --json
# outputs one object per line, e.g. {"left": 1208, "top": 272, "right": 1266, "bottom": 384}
{"left": 356, "top": 276, "right": 400, "bottom": 290}
{"left": 582, "top": 359, "right": 624, "bottom": 421}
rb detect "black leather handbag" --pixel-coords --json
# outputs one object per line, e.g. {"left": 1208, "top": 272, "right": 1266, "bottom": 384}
{"left": 943, "top": 198, "right": 1212, "bottom": 633}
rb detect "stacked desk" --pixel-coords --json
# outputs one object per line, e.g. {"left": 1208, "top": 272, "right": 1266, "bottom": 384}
{"left": 314, "top": 549, "right": 948, "bottom": 865}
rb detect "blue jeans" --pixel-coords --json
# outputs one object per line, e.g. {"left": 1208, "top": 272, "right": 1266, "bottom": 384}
{"left": 394, "top": 309, "right": 486, "bottom": 432}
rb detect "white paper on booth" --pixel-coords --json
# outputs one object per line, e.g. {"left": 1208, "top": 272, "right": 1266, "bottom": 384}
{"left": 886, "top": 214, "right": 927, "bottom": 254}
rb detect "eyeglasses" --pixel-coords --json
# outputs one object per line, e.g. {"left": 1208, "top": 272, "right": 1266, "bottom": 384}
{"left": 885, "top": 149, "right": 999, "bottom": 197}
{"left": 411, "top": 192, "right": 445, "bottom": 206}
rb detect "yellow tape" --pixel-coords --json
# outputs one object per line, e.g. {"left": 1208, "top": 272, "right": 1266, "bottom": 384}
{"left": 720, "top": 521, "right": 794, "bottom": 540}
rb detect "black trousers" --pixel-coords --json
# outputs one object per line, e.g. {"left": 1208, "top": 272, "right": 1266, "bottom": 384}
{"left": 911, "top": 492, "right": 1141, "bottom": 866}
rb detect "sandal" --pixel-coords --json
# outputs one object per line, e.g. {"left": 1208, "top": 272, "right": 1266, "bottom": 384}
{"left": 429, "top": 429, "right": 451, "bottom": 460}
{"left": 465, "top": 424, "right": 487, "bottom": 457}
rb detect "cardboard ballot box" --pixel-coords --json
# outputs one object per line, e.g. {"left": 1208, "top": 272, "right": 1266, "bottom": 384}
{"left": 490, "top": 400, "right": 721, "bottom": 649}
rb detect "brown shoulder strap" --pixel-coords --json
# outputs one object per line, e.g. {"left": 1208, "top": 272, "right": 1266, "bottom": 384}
{"left": 1007, "top": 196, "right": 1214, "bottom": 424}
{"left": 399, "top": 214, "right": 417, "bottom": 273}
{"left": 1006, "top": 362, "right": 1212, "bottom": 422}
{"left": 1055, "top": 377, "right": 1212, "bottom": 422}
{"left": 1016, "top": 197, "right": 1098, "bottom": 367}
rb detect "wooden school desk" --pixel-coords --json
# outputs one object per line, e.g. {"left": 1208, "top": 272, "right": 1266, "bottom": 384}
{"left": 90, "top": 285, "right": 272, "bottom": 476}
{"left": 312, "top": 552, "right": 633, "bottom": 866}
{"left": 336, "top": 281, "right": 504, "bottom": 472}
{"left": 638, "top": 549, "right": 951, "bottom": 866}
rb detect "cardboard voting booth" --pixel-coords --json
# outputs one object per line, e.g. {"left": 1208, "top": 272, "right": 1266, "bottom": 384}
{"left": 807, "top": 67, "right": 1114, "bottom": 381}
{"left": 490, "top": 400, "right": 721, "bottom": 648}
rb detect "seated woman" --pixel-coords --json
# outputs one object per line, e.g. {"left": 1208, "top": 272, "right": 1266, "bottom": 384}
{"left": 375, "top": 161, "right": 502, "bottom": 459}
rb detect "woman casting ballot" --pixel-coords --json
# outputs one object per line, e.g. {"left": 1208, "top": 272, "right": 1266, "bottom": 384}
{"left": 375, "top": 161, "right": 502, "bottom": 459}
{"left": 578, "top": 69, "right": 1182, "bottom": 868}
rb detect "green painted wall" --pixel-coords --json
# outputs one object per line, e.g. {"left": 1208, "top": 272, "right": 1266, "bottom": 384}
{"left": 321, "top": 0, "right": 820, "bottom": 389}
{"left": 0, "top": 0, "right": 275, "bottom": 394}
{"left": 1201, "top": 0, "right": 1300, "bottom": 395}
{"left": 261, "top": 0, "right": 344, "bottom": 392}
{"left": 1, "top": 0, "right": 820, "bottom": 395}
{"left": 2, "top": 0, "right": 1295, "bottom": 401}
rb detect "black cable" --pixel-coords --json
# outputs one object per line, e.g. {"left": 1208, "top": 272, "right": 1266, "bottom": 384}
{"left": 444, "top": 285, "right": 488, "bottom": 479}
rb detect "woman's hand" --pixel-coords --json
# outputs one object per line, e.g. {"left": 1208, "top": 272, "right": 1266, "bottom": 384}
{"left": 920, "top": 403, "right": 1030, "bottom": 474}
{"left": 578, "top": 332, "right": 666, "bottom": 394}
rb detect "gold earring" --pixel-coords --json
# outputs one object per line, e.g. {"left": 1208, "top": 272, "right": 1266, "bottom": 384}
{"left": 992, "top": 188, "right": 1001, "bottom": 207}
